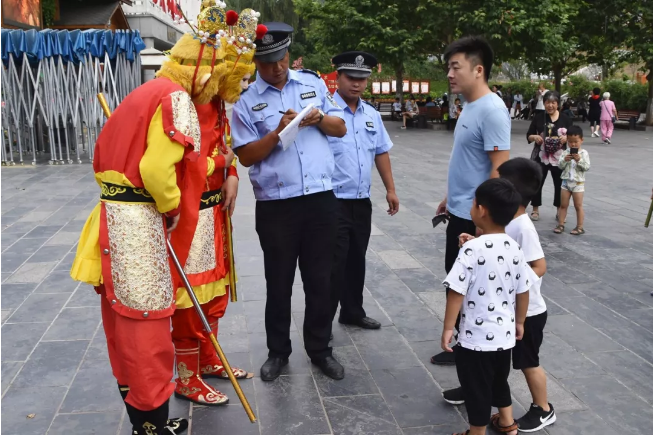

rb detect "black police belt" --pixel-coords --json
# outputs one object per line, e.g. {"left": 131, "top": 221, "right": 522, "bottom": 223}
{"left": 200, "top": 189, "right": 223, "bottom": 210}
{"left": 100, "top": 182, "right": 155, "bottom": 203}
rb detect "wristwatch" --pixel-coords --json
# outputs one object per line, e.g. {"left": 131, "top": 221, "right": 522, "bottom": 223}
{"left": 317, "top": 109, "right": 325, "bottom": 124}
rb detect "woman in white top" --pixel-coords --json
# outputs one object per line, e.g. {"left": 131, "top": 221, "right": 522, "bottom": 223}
{"left": 401, "top": 96, "right": 419, "bottom": 129}
{"left": 534, "top": 83, "right": 547, "bottom": 116}
{"left": 512, "top": 92, "right": 523, "bottom": 119}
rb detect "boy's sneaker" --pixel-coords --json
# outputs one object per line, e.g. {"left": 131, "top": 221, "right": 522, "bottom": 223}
{"left": 517, "top": 403, "right": 556, "bottom": 432}
{"left": 442, "top": 387, "right": 465, "bottom": 405}
{"left": 430, "top": 351, "right": 456, "bottom": 365}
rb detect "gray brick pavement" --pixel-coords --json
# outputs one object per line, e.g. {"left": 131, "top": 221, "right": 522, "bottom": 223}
{"left": 2, "top": 121, "right": 653, "bottom": 434}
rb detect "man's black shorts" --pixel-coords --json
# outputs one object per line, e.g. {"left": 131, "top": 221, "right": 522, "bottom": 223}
{"left": 513, "top": 311, "right": 547, "bottom": 370}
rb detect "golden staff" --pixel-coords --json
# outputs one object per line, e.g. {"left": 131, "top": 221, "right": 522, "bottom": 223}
{"left": 97, "top": 93, "right": 256, "bottom": 423}
{"left": 225, "top": 210, "right": 238, "bottom": 302}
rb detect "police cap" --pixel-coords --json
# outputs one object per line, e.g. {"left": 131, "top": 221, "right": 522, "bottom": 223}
{"left": 332, "top": 51, "right": 378, "bottom": 79}
{"left": 254, "top": 22, "right": 293, "bottom": 63}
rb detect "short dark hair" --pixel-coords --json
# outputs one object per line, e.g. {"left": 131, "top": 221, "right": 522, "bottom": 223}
{"left": 475, "top": 179, "right": 521, "bottom": 226}
{"left": 543, "top": 90, "right": 560, "bottom": 105}
{"left": 444, "top": 36, "right": 494, "bottom": 82}
{"left": 498, "top": 158, "right": 543, "bottom": 207}
{"left": 593, "top": 87, "right": 601, "bottom": 96}
{"left": 567, "top": 125, "right": 584, "bottom": 139}
{"left": 426, "top": 96, "right": 432, "bottom": 102}
{"left": 395, "top": 97, "right": 400, "bottom": 101}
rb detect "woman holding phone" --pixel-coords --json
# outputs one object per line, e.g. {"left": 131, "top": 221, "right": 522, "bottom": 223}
{"left": 526, "top": 90, "right": 573, "bottom": 222}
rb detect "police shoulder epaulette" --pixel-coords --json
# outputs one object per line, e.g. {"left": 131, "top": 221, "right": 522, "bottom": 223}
{"left": 363, "top": 100, "right": 376, "bottom": 108}
{"left": 299, "top": 69, "right": 320, "bottom": 78}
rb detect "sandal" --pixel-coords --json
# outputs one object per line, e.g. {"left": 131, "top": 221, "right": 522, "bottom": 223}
{"left": 570, "top": 227, "right": 585, "bottom": 235}
{"left": 530, "top": 211, "right": 540, "bottom": 221}
{"left": 553, "top": 225, "right": 565, "bottom": 234}
{"left": 490, "top": 413, "right": 518, "bottom": 435}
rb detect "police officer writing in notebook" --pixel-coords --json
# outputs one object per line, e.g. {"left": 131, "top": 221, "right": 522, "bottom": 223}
{"left": 329, "top": 52, "right": 399, "bottom": 330}
{"left": 231, "top": 23, "right": 347, "bottom": 381}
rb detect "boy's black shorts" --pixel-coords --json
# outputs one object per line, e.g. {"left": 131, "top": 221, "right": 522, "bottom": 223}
{"left": 513, "top": 311, "right": 547, "bottom": 370}
{"left": 456, "top": 346, "right": 512, "bottom": 427}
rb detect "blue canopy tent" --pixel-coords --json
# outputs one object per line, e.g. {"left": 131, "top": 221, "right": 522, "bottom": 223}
{"left": 1, "top": 28, "right": 145, "bottom": 165}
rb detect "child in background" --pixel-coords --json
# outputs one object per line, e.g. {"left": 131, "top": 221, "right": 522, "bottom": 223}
{"left": 555, "top": 125, "right": 590, "bottom": 235}
{"left": 441, "top": 178, "right": 531, "bottom": 435}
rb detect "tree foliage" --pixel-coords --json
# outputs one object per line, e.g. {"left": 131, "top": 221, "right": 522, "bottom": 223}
{"left": 295, "top": 0, "right": 429, "bottom": 99}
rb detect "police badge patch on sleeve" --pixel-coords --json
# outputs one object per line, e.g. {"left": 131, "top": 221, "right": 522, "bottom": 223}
{"left": 326, "top": 93, "right": 340, "bottom": 108}
{"left": 252, "top": 103, "right": 268, "bottom": 111}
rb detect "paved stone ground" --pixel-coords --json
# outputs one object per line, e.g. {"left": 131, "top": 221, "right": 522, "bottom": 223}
{"left": 2, "top": 120, "right": 653, "bottom": 435}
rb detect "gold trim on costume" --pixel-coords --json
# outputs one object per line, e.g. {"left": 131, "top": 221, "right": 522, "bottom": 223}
{"left": 184, "top": 208, "right": 217, "bottom": 275}
{"left": 105, "top": 203, "right": 174, "bottom": 312}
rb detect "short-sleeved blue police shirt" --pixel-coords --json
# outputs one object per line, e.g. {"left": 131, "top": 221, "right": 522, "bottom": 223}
{"left": 231, "top": 69, "right": 345, "bottom": 201}
{"left": 329, "top": 91, "right": 393, "bottom": 199}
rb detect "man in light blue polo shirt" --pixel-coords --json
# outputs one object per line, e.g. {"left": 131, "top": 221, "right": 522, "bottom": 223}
{"left": 231, "top": 23, "right": 347, "bottom": 382}
{"left": 430, "top": 36, "right": 511, "bottom": 367}
{"left": 328, "top": 51, "right": 399, "bottom": 330}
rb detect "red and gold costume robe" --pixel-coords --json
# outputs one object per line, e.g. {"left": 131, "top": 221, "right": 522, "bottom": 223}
{"left": 169, "top": 100, "right": 247, "bottom": 406}
{"left": 70, "top": 77, "right": 206, "bottom": 412}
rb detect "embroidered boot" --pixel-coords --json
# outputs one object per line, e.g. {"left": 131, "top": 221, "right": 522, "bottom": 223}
{"left": 173, "top": 341, "right": 229, "bottom": 406}
{"left": 199, "top": 321, "right": 249, "bottom": 379}
{"left": 118, "top": 384, "right": 188, "bottom": 435}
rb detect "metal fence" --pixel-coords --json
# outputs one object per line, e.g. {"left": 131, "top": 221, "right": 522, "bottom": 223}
{"left": 1, "top": 29, "right": 145, "bottom": 165}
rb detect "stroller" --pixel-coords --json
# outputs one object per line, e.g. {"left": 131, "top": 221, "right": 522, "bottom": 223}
{"left": 516, "top": 105, "right": 531, "bottom": 120}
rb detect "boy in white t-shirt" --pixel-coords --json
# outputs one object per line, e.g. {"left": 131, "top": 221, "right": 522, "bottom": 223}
{"left": 443, "top": 158, "right": 556, "bottom": 433}
{"left": 441, "top": 178, "right": 531, "bottom": 435}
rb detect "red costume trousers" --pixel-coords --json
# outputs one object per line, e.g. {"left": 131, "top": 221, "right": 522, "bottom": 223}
{"left": 171, "top": 293, "right": 228, "bottom": 349}
{"left": 100, "top": 286, "right": 175, "bottom": 411}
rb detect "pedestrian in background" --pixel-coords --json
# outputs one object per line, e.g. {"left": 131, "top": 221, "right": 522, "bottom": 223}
{"left": 600, "top": 92, "right": 618, "bottom": 144}
{"left": 587, "top": 87, "right": 602, "bottom": 137}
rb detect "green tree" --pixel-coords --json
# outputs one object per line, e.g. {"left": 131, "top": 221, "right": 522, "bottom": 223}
{"left": 600, "top": 0, "right": 653, "bottom": 124}
{"left": 295, "top": 0, "right": 428, "bottom": 101}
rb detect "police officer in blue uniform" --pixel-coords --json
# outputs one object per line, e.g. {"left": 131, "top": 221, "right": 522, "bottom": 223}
{"left": 231, "top": 23, "right": 347, "bottom": 381}
{"left": 329, "top": 51, "right": 399, "bottom": 329}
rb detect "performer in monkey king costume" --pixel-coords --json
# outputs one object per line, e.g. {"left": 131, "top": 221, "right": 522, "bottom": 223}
{"left": 69, "top": 2, "right": 237, "bottom": 433}
{"left": 167, "top": 3, "right": 265, "bottom": 406}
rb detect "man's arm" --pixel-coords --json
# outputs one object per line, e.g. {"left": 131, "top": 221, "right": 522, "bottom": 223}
{"left": 234, "top": 131, "right": 282, "bottom": 168}
{"left": 375, "top": 152, "right": 399, "bottom": 215}
{"left": 140, "top": 104, "right": 186, "bottom": 216}
{"left": 319, "top": 115, "right": 346, "bottom": 137}
{"left": 232, "top": 102, "right": 296, "bottom": 167}
{"left": 487, "top": 150, "right": 509, "bottom": 179}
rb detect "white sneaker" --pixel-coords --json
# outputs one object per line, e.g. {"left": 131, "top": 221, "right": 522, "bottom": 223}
{"left": 606, "top": 138, "right": 611, "bottom": 144}
{"left": 592, "top": 132, "right": 598, "bottom": 137}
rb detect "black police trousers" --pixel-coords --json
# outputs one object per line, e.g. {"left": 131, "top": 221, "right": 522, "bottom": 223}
{"left": 255, "top": 191, "right": 337, "bottom": 361}
{"left": 330, "top": 198, "right": 372, "bottom": 322}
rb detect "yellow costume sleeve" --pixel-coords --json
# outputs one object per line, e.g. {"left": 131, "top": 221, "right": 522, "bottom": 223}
{"left": 139, "top": 105, "right": 186, "bottom": 214}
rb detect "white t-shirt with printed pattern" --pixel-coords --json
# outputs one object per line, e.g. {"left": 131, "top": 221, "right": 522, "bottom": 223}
{"left": 443, "top": 234, "right": 533, "bottom": 352}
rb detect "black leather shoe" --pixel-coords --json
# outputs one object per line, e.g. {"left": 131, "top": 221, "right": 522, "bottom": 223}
{"left": 312, "top": 356, "right": 345, "bottom": 380}
{"left": 260, "top": 357, "right": 289, "bottom": 381}
{"left": 339, "top": 316, "right": 381, "bottom": 329}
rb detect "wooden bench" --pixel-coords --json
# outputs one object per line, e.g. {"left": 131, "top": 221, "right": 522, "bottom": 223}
{"left": 425, "top": 106, "right": 443, "bottom": 123}
{"left": 615, "top": 110, "right": 641, "bottom": 130}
